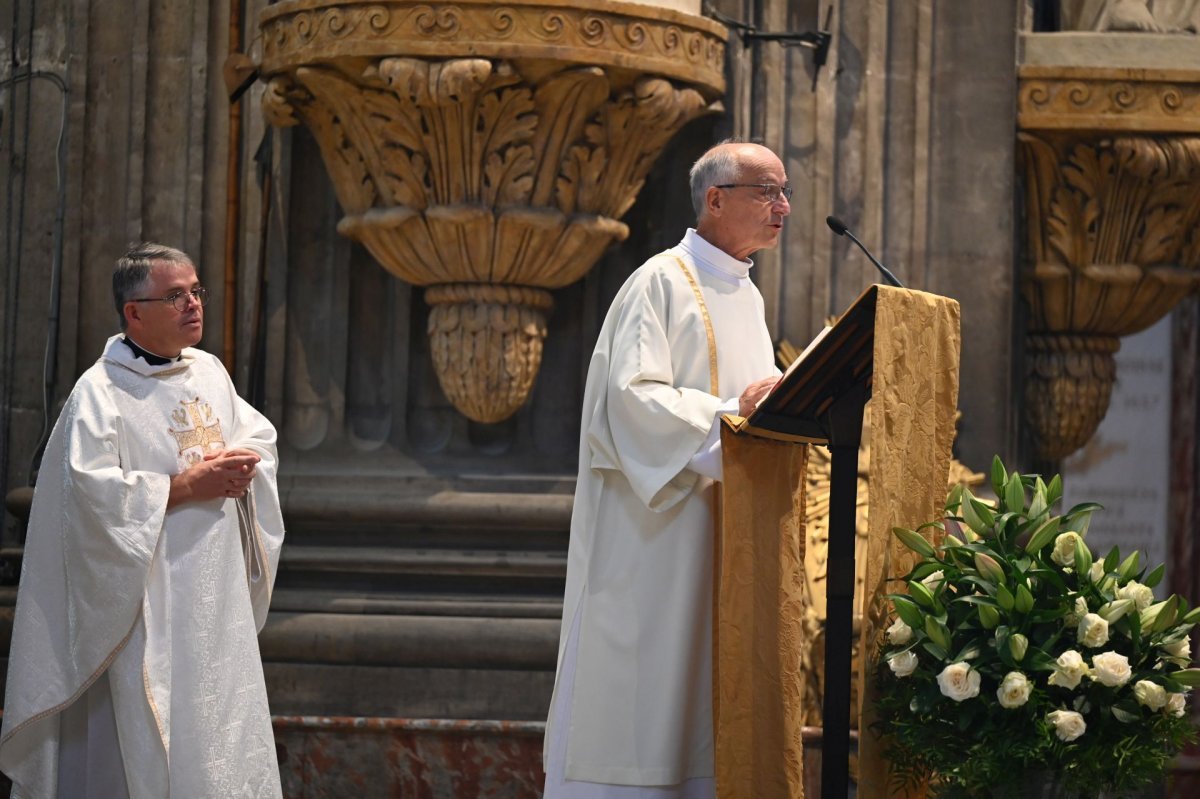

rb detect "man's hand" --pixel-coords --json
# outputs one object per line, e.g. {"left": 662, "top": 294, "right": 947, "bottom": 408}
{"left": 168, "top": 448, "right": 261, "bottom": 508}
{"left": 738, "top": 376, "right": 780, "bottom": 418}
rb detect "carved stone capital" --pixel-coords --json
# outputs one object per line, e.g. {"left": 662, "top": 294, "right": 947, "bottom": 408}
{"left": 259, "top": 0, "right": 725, "bottom": 422}
{"left": 260, "top": 0, "right": 727, "bottom": 93}
{"left": 1019, "top": 66, "right": 1200, "bottom": 134}
{"left": 1018, "top": 64, "right": 1200, "bottom": 460}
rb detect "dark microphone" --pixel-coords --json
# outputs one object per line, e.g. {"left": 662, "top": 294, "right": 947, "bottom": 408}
{"left": 826, "top": 215, "right": 904, "bottom": 288}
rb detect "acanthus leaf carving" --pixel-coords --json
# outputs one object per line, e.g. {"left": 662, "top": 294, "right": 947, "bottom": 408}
{"left": 260, "top": 1, "right": 726, "bottom": 422}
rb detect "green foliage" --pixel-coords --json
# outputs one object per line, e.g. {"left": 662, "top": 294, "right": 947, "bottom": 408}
{"left": 875, "top": 458, "right": 1198, "bottom": 798}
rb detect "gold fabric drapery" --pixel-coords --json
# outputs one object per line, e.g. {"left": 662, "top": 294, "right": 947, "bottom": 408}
{"left": 715, "top": 287, "right": 960, "bottom": 799}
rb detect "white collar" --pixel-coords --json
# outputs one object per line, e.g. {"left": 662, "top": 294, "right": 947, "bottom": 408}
{"left": 678, "top": 228, "right": 753, "bottom": 283}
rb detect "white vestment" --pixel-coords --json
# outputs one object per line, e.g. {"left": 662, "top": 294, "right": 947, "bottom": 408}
{"left": 0, "top": 336, "right": 286, "bottom": 798}
{"left": 544, "top": 230, "right": 778, "bottom": 792}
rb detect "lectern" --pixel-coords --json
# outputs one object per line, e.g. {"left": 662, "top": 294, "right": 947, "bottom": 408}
{"left": 713, "top": 285, "right": 961, "bottom": 799}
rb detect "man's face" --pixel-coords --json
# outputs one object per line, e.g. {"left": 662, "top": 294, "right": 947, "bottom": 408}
{"left": 714, "top": 147, "right": 791, "bottom": 260}
{"left": 125, "top": 261, "right": 204, "bottom": 356}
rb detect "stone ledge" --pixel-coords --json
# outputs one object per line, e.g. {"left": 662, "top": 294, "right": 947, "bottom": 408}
{"left": 260, "top": 611, "right": 560, "bottom": 670}
{"left": 1019, "top": 32, "right": 1200, "bottom": 71}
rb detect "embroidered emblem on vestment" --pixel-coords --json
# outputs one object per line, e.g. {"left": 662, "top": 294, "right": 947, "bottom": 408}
{"left": 169, "top": 397, "right": 225, "bottom": 464}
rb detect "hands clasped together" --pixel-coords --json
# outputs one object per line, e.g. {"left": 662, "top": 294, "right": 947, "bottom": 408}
{"left": 168, "top": 448, "right": 261, "bottom": 508}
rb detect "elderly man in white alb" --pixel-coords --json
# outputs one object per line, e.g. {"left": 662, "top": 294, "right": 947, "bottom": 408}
{"left": 0, "top": 243, "right": 285, "bottom": 798}
{"left": 544, "top": 141, "right": 791, "bottom": 798}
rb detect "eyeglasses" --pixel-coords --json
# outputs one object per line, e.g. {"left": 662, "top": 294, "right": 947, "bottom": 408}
{"left": 129, "top": 287, "right": 209, "bottom": 312}
{"left": 715, "top": 183, "right": 794, "bottom": 203}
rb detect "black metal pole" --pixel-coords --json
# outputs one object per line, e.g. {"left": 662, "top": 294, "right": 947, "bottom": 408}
{"left": 821, "top": 385, "right": 866, "bottom": 799}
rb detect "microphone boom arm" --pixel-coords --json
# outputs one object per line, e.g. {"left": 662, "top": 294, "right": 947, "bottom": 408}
{"left": 842, "top": 228, "right": 904, "bottom": 289}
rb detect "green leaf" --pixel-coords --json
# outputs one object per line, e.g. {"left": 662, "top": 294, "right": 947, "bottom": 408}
{"left": 1015, "top": 583, "right": 1035, "bottom": 614}
{"left": 1104, "top": 546, "right": 1120, "bottom": 573}
{"left": 1024, "top": 515, "right": 1062, "bottom": 554}
{"left": 1119, "top": 551, "right": 1141, "bottom": 581}
{"left": 1064, "top": 501, "right": 1105, "bottom": 518}
{"left": 969, "top": 496, "right": 996, "bottom": 529}
{"left": 1004, "top": 473, "right": 1025, "bottom": 514}
{"left": 921, "top": 640, "right": 948, "bottom": 661}
{"left": 1170, "top": 668, "right": 1200, "bottom": 687}
{"left": 996, "top": 583, "right": 1015, "bottom": 612}
{"left": 908, "top": 561, "right": 944, "bottom": 582}
{"left": 1144, "top": 563, "right": 1166, "bottom": 590}
{"left": 1111, "top": 706, "right": 1139, "bottom": 723}
{"left": 990, "top": 455, "right": 1007, "bottom": 498}
{"left": 891, "top": 595, "right": 926, "bottom": 630}
{"left": 1154, "top": 595, "right": 1180, "bottom": 634}
{"left": 893, "top": 527, "right": 936, "bottom": 558}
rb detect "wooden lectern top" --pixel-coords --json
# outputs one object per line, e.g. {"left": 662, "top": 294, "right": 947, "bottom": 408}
{"left": 730, "top": 284, "right": 883, "bottom": 445}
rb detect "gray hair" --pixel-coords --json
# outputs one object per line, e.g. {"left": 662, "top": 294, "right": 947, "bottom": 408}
{"left": 689, "top": 138, "right": 747, "bottom": 219}
{"left": 112, "top": 242, "right": 194, "bottom": 330}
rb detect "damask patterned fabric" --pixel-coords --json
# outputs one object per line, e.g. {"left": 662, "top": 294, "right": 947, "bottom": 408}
{"left": 713, "top": 287, "right": 959, "bottom": 799}
{"left": 715, "top": 431, "right": 809, "bottom": 798}
{"left": 0, "top": 335, "right": 286, "bottom": 798}
{"left": 857, "top": 288, "right": 961, "bottom": 799}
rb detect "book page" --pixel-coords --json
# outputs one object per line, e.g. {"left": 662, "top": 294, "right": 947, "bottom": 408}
{"left": 757, "top": 325, "right": 833, "bottom": 409}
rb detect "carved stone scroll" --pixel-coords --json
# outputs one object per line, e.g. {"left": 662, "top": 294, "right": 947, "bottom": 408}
{"left": 1018, "top": 65, "right": 1200, "bottom": 460}
{"left": 259, "top": 1, "right": 726, "bottom": 422}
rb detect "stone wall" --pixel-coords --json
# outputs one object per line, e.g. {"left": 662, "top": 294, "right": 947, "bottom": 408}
{"left": 0, "top": 2, "right": 1026, "bottom": 792}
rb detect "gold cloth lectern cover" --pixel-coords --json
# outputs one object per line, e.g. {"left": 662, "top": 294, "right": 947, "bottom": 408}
{"left": 715, "top": 287, "right": 960, "bottom": 799}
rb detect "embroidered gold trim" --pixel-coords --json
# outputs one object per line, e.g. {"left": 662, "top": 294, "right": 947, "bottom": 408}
{"left": 667, "top": 254, "right": 719, "bottom": 395}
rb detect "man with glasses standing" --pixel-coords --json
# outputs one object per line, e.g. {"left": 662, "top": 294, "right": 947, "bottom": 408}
{"left": 544, "top": 141, "right": 790, "bottom": 798}
{"left": 0, "top": 243, "right": 285, "bottom": 797}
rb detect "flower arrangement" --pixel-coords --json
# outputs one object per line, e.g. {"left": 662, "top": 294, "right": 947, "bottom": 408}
{"left": 873, "top": 457, "right": 1199, "bottom": 798}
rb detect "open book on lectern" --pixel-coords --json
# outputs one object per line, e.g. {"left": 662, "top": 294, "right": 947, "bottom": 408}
{"left": 728, "top": 284, "right": 882, "bottom": 444}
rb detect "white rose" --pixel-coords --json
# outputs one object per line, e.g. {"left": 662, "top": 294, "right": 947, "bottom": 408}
{"left": 887, "top": 617, "right": 914, "bottom": 646}
{"left": 997, "top": 671, "right": 1032, "bottom": 709}
{"left": 1134, "top": 679, "right": 1167, "bottom": 711}
{"left": 1046, "top": 709, "right": 1087, "bottom": 742}
{"left": 888, "top": 650, "right": 918, "bottom": 678}
{"left": 1117, "top": 581, "right": 1155, "bottom": 611}
{"left": 1167, "top": 693, "right": 1187, "bottom": 718}
{"left": 1048, "top": 650, "right": 1090, "bottom": 690}
{"left": 921, "top": 570, "right": 945, "bottom": 590}
{"left": 1091, "top": 651, "right": 1132, "bottom": 688}
{"left": 1163, "top": 636, "right": 1191, "bottom": 662}
{"left": 1077, "top": 613, "right": 1109, "bottom": 648}
{"left": 1052, "top": 532, "right": 1083, "bottom": 568}
{"left": 937, "top": 662, "right": 981, "bottom": 702}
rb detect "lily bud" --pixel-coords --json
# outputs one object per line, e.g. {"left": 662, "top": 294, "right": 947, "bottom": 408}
{"left": 1015, "top": 584, "right": 1035, "bottom": 614}
{"left": 975, "top": 552, "right": 1005, "bottom": 585}
{"left": 1098, "top": 598, "right": 1134, "bottom": 623}
{"left": 1009, "top": 633, "right": 1029, "bottom": 662}
{"left": 978, "top": 604, "right": 1000, "bottom": 629}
